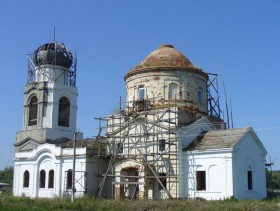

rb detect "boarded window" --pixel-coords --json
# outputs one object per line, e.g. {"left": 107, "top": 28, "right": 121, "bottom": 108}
{"left": 40, "top": 170, "right": 46, "bottom": 188}
{"left": 158, "top": 173, "right": 167, "bottom": 190}
{"left": 28, "top": 96, "right": 38, "bottom": 126}
{"left": 58, "top": 97, "right": 70, "bottom": 127}
{"left": 138, "top": 85, "right": 145, "bottom": 100}
{"left": 23, "top": 170, "right": 29, "bottom": 188}
{"left": 159, "top": 139, "right": 166, "bottom": 152}
{"left": 168, "top": 83, "right": 178, "bottom": 100}
{"left": 66, "top": 169, "right": 72, "bottom": 189}
{"left": 48, "top": 170, "right": 54, "bottom": 189}
{"left": 248, "top": 171, "right": 253, "bottom": 190}
{"left": 196, "top": 171, "right": 206, "bottom": 191}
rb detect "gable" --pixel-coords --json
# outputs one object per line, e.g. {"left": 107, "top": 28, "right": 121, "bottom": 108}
{"left": 234, "top": 130, "right": 267, "bottom": 156}
{"left": 15, "top": 137, "right": 41, "bottom": 152}
{"left": 19, "top": 142, "right": 39, "bottom": 152}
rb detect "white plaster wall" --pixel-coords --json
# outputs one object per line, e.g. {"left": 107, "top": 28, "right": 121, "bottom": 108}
{"left": 177, "top": 117, "right": 215, "bottom": 198}
{"left": 232, "top": 133, "right": 267, "bottom": 199}
{"left": 13, "top": 144, "right": 89, "bottom": 198}
{"left": 184, "top": 150, "right": 234, "bottom": 200}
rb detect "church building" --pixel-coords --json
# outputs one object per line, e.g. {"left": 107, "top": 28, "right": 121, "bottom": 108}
{"left": 13, "top": 42, "right": 267, "bottom": 200}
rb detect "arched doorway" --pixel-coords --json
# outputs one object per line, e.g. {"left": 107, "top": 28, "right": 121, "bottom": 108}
{"left": 115, "top": 160, "right": 144, "bottom": 199}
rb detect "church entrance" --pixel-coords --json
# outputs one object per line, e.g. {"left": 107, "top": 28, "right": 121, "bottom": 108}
{"left": 115, "top": 160, "right": 144, "bottom": 199}
{"left": 120, "top": 168, "right": 139, "bottom": 199}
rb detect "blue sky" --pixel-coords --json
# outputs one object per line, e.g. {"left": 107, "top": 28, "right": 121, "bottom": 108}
{"left": 0, "top": 0, "right": 280, "bottom": 170}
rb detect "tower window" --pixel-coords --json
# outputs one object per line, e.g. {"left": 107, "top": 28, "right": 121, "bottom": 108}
{"left": 159, "top": 139, "right": 166, "bottom": 152}
{"left": 58, "top": 97, "right": 70, "bottom": 127}
{"left": 168, "top": 83, "right": 178, "bottom": 100}
{"left": 138, "top": 85, "right": 145, "bottom": 100}
{"left": 66, "top": 169, "right": 73, "bottom": 189}
{"left": 48, "top": 170, "right": 54, "bottom": 189}
{"left": 198, "top": 87, "right": 203, "bottom": 104}
{"left": 40, "top": 170, "right": 46, "bottom": 188}
{"left": 247, "top": 170, "right": 253, "bottom": 190}
{"left": 28, "top": 96, "right": 38, "bottom": 126}
{"left": 196, "top": 171, "right": 206, "bottom": 191}
{"left": 23, "top": 170, "right": 30, "bottom": 188}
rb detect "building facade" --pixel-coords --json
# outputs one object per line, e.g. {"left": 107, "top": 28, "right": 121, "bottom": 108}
{"left": 13, "top": 42, "right": 267, "bottom": 200}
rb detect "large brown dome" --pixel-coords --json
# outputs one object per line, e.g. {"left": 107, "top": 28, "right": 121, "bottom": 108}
{"left": 125, "top": 44, "right": 208, "bottom": 79}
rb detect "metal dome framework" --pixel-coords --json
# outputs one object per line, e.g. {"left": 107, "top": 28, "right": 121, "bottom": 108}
{"left": 27, "top": 42, "right": 77, "bottom": 87}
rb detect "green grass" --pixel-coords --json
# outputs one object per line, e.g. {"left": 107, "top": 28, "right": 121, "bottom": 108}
{"left": 0, "top": 195, "right": 280, "bottom": 211}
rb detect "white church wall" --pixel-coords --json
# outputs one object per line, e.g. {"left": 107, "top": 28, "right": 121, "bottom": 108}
{"left": 184, "top": 150, "right": 233, "bottom": 200}
{"left": 13, "top": 144, "right": 90, "bottom": 198}
{"left": 177, "top": 117, "right": 216, "bottom": 198}
{"left": 232, "top": 132, "right": 267, "bottom": 199}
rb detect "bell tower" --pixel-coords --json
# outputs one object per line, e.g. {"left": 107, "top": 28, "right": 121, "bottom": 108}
{"left": 15, "top": 42, "right": 80, "bottom": 152}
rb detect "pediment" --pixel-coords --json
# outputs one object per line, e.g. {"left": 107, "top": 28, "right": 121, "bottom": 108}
{"left": 15, "top": 137, "right": 41, "bottom": 152}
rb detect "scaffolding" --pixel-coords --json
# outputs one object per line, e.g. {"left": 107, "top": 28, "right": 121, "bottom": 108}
{"left": 95, "top": 73, "right": 223, "bottom": 199}
{"left": 96, "top": 97, "right": 179, "bottom": 199}
{"left": 63, "top": 170, "right": 88, "bottom": 197}
{"left": 27, "top": 51, "right": 77, "bottom": 86}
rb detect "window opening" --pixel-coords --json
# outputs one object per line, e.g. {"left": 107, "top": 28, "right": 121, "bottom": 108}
{"left": 23, "top": 170, "right": 30, "bottom": 188}
{"left": 40, "top": 170, "right": 46, "bottom": 188}
{"left": 48, "top": 170, "right": 54, "bottom": 188}
{"left": 196, "top": 171, "right": 206, "bottom": 191}
{"left": 58, "top": 97, "right": 70, "bottom": 127}
{"left": 158, "top": 173, "right": 167, "bottom": 190}
{"left": 248, "top": 171, "right": 253, "bottom": 190}
{"left": 168, "top": 83, "right": 178, "bottom": 100}
{"left": 159, "top": 139, "right": 166, "bottom": 152}
{"left": 28, "top": 96, "right": 38, "bottom": 126}
{"left": 198, "top": 87, "right": 203, "bottom": 104}
{"left": 138, "top": 85, "right": 145, "bottom": 100}
{"left": 66, "top": 169, "right": 72, "bottom": 189}
{"left": 117, "top": 142, "right": 123, "bottom": 154}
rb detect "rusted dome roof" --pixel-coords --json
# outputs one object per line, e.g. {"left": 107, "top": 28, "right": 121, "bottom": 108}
{"left": 125, "top": 44, "right": 208, "bottom": 79}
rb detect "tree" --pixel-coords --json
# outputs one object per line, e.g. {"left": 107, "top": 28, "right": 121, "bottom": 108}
{"left": 0, "top": 166, "right": 13, "bottom": 185}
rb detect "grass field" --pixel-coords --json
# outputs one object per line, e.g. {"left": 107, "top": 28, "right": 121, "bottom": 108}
{"left": 0, "top": 195, "right": 280, "bottom": 211}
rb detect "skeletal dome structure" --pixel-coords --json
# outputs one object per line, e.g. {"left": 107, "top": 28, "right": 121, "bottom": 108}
{"left": 33, "top": 42, "right": 73, "bottom": 69}
{"left": 125, "top": 44, "right": 209, "bottom": 118}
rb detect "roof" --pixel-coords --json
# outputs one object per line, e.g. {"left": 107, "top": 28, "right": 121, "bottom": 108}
{"left": 54, "top": 138, "right": 107, "bottom": 149}
{"left": 125, "top": 44, "right": 208, "bottom": 79}
{"left": 185, "top": 127, "right": 251, "bottom": 151}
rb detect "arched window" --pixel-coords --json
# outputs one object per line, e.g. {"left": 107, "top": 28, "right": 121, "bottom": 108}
{"left": 28, "top": 96, "right": 38, "bottom": 126}
{"left": 58, "top": 97, "right": 70, "bottom": 127}
{"left": 23, "top": 170, "right": 29, "bottom": 188}
{"left": 197, "top": 87, "right": 204, "bottom": 104}
{"left": 40, "top": 170, "right": 46, "bottom": 188}
{"left": 48, "top": 170, "right": 54, "bottom": 189}
{"left": 168, "top": 83, "right": 178, "bottom": 100}
{"left": 66, "top": 169, "right": 72, "bottom": 189}
{"left": 138, "top": 85, "right": 145, "bottom": 100}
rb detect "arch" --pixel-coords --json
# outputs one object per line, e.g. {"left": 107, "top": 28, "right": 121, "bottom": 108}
{"left": 40, "top": 170, "right": 46, "bottom": 188}
{"left": 23, "top": 170, "right": 30, "bottom": 188}
{"left": 28, "top": 96, "right": 38, "bottom": 126}
{"left": 48, "top": 169, "right": 54, "bottom": 188}
{"left": 58, "top": 96, "right": 70, "bottom": 127}
{"left": 208, "top": 165, "right": 219, "bottom": 191}
{"left": 168, "top": 83, "right": 178, "bottom": 100}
